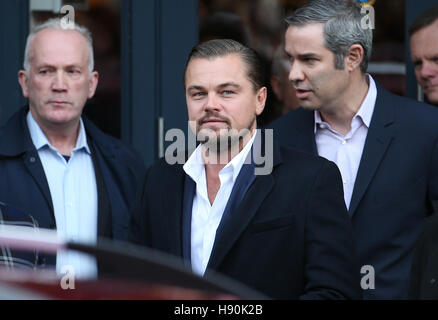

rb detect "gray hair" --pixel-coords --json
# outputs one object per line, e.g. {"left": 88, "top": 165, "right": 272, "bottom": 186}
{"left": 286, "top": 0, "right": 373, "bottom": 73}
{"left": 23, "top": 18, "right": 94, "bottom": 73}
{"left": 184, "top": 39, "right": 265, "bottom": 92}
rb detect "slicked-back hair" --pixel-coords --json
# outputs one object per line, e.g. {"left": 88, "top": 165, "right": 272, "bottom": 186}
{"left": 184, "top": 39, "right": 265, "bottom": 92}
{"left": 286, "top": 0, "right": 373, "bottom": 73}
{"left": 409, "top": 6, "right": 438, "bottom": 37}
{"left": 24, "top": 18, "right": 95, "bottom": 73}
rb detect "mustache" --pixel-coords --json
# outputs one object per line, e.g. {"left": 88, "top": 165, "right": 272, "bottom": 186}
{"left": 197, "top": 111, "right": 231, "bottom": 127}
{"left": 292, "top": 80, "right": 311, "bottom": 91}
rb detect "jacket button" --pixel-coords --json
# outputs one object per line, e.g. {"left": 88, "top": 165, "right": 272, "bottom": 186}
{"left": 29, "top": 157, "right": 36, "bottom": 163}
{"left": 431, "top": 279, "right": 436, "bottom": 285}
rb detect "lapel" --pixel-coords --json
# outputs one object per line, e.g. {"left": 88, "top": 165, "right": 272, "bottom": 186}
{"left": 349, "top": 84, "right": 396, "bottom": 216}
{"left": 87, "top": 138, "right": 112, "bottom": 238}
{"left": 162, "top": 163, "right": 186, "bottom": 258}
{"left": 182, "top": 175, "right": 196, "bottom": 264}
{"left": 207, "top": 132, "right": 281, "bottom": 270}
{"left": 84, "top": 120, "right": 120, "bottom": 238}
{"left": 23, "top": 150, "right": 55, "bottom": 219}
{"left": 0, "top": 108, "right": 55, "bottom": 224}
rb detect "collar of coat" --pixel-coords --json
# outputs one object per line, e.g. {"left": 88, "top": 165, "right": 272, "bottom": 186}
{"left": 0, "top": 106, "right": 120, "bottom": 158}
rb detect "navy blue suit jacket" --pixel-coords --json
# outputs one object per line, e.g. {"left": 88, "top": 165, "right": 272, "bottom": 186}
{"left": 130, "top": 136, "right": 361, "bottom": 299}
{"left": 270, "top": 83, "right": 438, "bottom": 299}
{"left": 0, "top": 107, "right": 146, "bottom": 266}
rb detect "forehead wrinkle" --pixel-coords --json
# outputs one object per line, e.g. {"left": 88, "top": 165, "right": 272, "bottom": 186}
{"left": 29, "top": 29, "right": 90, "bottom": 71}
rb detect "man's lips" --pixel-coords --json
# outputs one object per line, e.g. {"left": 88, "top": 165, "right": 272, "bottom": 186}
{"left": 48, "top": 101, "right": 71, "bottom": 106}
{"left": 201, "top": 118, "right": 228, "bottom": 125}
{"left": 295, "top": 89, "right": 312, "bottom": 99}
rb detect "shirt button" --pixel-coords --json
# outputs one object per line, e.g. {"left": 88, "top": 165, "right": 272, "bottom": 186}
{"left": 343, "top": 180, "right": 348, "bottom": 185}
{"left": 67, "top": 202, "right": 73, "bottom": 207}
{"left": 319, "top": 124, "right": 326, "bottom": 129}
{"left": 342, "top": 140, "right": 347, "bottom": 145}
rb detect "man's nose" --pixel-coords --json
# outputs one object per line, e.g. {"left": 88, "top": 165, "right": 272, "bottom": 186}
{"left": 419, "top": 61, "right": 438, "bottom": 80}
{"left": 51, "top": 71, "right": 68, "bottom": 91}
{"left": 204, "top": 93, "right": 222, "bottom": 112}
{"left": 289, "top": 62, "right": 305, "bottom": 83}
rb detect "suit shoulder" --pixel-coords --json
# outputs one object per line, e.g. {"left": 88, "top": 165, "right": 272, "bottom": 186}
{"left": 277, "top": 144, "right": 339, "bottom": 175}
{"left": 389, "top": 93, "right": 438, "bottom": 124}
{"left": 86, "top": 119, "right": 145, "bottom": 165}
{"left": 269, "top": 108, "right": 309, "bottom": 130}
{"left": 146, "top": 156, "right": 184, "bottom": 180}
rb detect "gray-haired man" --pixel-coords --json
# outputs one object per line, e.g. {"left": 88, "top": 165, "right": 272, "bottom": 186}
{"left": 0, "top": 19, "right": 146, "bottom": 278}
{"left": 271, "top": 0, "right": 438, "bottom": 299}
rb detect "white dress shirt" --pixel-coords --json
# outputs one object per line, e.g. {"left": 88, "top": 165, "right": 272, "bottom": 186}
{"left": 27, "top": 112, "right": 98, "bottom": 279}
{"left": 314, "top": 75, "right": 377, "bottom": 209}
{"left": 183, "top": 131, "right": 257, "bottom": 276}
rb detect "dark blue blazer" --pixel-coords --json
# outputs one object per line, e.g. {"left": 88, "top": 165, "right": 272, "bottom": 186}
{"left": 270, "top": 83, "right": 438, "bottom": 299}
{"left": 409, "top": 211, "right": 438, "bottom": 299}
{"left": 130, "top": 136, "right": 361, "bottom": 299}
{"left": 0, "top": 108, "right": 146, "bottom": 265}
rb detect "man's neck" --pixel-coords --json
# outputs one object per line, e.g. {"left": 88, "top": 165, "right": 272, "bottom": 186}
{"left": 39, "top": 122, "right": 80, "bottom": 156}
{"left": 202, "top": 128, "right": 255, "bottom": 205}
{"left": 320, "top": 74, "right": 370, "bottom": 136}
{"left": 202, "top": 128, "right": 255, "bottom": 175}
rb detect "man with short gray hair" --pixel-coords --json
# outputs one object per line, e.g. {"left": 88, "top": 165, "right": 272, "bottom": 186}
{"left": 271, "top": 0, "right": 438, "bottom": 299}
{"left": 0, "top": 18, "right": 146, "bottom": 278}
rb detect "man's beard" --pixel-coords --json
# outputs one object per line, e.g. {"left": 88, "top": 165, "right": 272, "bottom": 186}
{"left": 198, "top": 114, "right": 256, "bottom": 163}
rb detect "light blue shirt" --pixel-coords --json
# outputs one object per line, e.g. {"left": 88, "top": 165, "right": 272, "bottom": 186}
{"left": 314, "top": 75, "right": 377, "bottom": 209}
{"left": 27, "top": 111, "right": 98, "bottom": 279}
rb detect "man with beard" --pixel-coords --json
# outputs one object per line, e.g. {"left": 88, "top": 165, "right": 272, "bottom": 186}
{"left": 130, "top": 39, "right": 360, "bottom": 299}
{"left": 270, "top": 0, "right": 438, "bottom": 299}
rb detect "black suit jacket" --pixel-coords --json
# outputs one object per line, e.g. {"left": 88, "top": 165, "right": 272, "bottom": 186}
{"left": 130, "top": 135, "right": 361, "bottom": 299}
{"left": 409, "top": 212, "right": 438, "bottom": 299}
{"left": 270, "top": 83, "right": 438, "bottom": 299}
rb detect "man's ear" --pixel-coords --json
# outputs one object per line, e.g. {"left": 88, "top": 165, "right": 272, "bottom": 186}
{"left": 88, "top": 71, "right": 99, "bottom": 99}
{"left": 18, "top": 70, "right": 29, "bottom": 98}
{"left": 345, "top": 44, "right": 365, "bottom": 72}
{"left": 255, "top": 86, "right": 267, "bottom": 116}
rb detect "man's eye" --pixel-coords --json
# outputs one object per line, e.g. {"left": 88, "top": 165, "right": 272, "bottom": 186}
{"left": 222, "top": 90, "right": 234, "bottom": 96}
{"left": 192, "top": 92, "right": 205, "bottom": 98}
{"left": 39, "top": 70, "right": 49, "bottom": 75}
